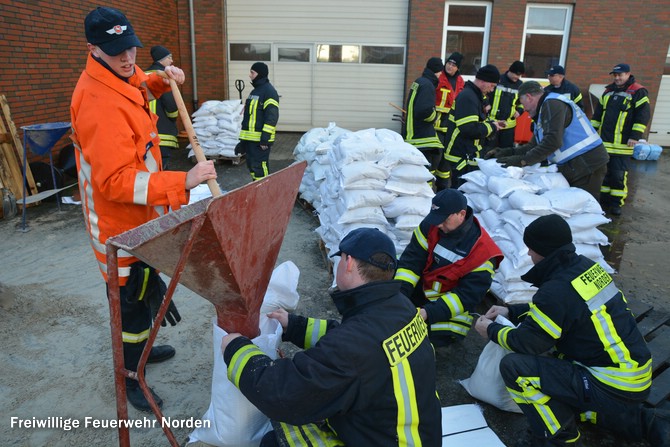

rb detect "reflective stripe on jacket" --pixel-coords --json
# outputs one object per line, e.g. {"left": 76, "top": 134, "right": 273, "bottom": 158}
{"left": 535, "top": 93, "right": 603, "bottom": 165}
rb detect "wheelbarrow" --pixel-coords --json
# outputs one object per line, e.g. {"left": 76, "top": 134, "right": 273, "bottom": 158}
{"left": 105, "top": 72, "right": 307, "bottom": 446}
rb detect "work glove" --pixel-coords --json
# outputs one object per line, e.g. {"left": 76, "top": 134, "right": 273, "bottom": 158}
{"left": 234, "top": 141, "right": 246, "bottom": 155}
{"left": 149, "top": 276, "right": 182, "bottom": 327}
{"left": 483, "top": 147, "right": 515, "bottom": 159}
{"left": 123, "top": 262, "right": 181, "bottom": 327}
{"left": 497, "top": 155, "right": 525, "bottom": 167}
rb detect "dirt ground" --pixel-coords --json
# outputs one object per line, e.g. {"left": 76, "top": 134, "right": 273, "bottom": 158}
{"left": 0, "top": 133, "right": 668, "bottom": 447}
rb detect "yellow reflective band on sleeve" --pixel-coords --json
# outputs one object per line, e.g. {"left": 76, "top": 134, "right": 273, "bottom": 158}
{"left": 430, "top": 320, "right": 470, "bottom": 337}
{"left": 414, "top": 227, "right": 428, "bottom": 251}
{"left": 166, "top": 110, "right": 179, "bottom": 119}
{"left": 305, "top": 318, "right": 328, "bottom": 349}
{"left": 394, "top": 268, "right": 420, "bottom": 287}
{"left": 455, "top": 115, "right": 479, "bottom": 126}
{"left": 439, "top": 292, "right": 464, "bottom": 317}
{"left": 636, "top": 96, "right": 650, "bottom": 108}
{"left": 264, "top": 98, "right": 279, "bottom": 108}
{"left": 425, "top": 109, "right": 437, "bottom": 123}
{"left": 573, "top": 93, "right": 583, "bottom": 105}
{"left": 227, "top": 343, "right": 265, "bottom": 387}
{"left": 632, "top": 123, "right": 647, "bottom": 133}
{"left": 473, "top": 259, "right": 497, "bottom": 277}
{"left": 528, "top": 304, "right": 562, "bottom": 339}
{"left": 383, "top": 311, "right": 428, "bottom": 366}
{"left": 391, "top": 358, "right": 422, "bottom": 446}
{"left": 496, "top": 326, "right": 515, "bottom": 351}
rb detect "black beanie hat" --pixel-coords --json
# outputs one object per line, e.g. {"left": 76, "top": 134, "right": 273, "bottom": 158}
{"left": 446, "top": 52, "right": 463, "bottom": 68}
{"left": 251, "top": 62, "right": 269, "bottom": 78}
{"left": 476, "top": 64, "right": 500, "bottom": 83}
{"left": 523, "top": 215, "right": 573, "bottom": 257}
{"left": 426, "top": 57, "right": 444, "bottom": 73}
{"left": 509, "top": 60, "right": 525, "bottom": 75}
{"left": 150, "top": 45, "right": 171, "bottom": 63}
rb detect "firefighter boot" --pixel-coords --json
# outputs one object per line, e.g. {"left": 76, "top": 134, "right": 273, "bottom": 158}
{"left": 126, "top": 379, "right": 163, "bottom": 413}
{"left": 147, "top": 344, "right": 176, "bottom": 363}
{"left": 642, "top": 406, "right": 670, "bottom": 447}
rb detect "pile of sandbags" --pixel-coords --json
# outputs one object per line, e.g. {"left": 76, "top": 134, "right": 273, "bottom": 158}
{"left": 461, "top": 159, "right": 612, "bottom": 304}
{"left": 293, "top": 124, "right": 434, "bottom": 258}
{"left": 187, "top": 100, "right": 244, "bottom": 159}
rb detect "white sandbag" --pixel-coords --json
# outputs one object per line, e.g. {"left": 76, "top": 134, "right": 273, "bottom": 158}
{"left": 507, "top": 190, "right": 552, "bottom": 215}
{"left": 188, "top": 315, "right": 282, "bottom": 447}
{"left": 466, "top": 193, "right": 491, "bottom": 213}
{"left": 488, "top": 194, "right": 511, "bottom": 213}
{"left": 522, "top": 172, "right": 570, "bottom": 192}
{"left": 566, "top": 213, "right": 611, "bottom": 232}
{"left": 385, "top": 179, "right": 435, "bottom": 197}
{"left": 260, "top": 261, "right": 301, "bottom": 314}
{"left": 341, "top": 189, "right": 396, "bottom": 210}
{"left": 488, "top": 176, "right": 541, "bottom": 198}
{"left": 340, "top": 161, "right": 390, "bottom": 186}
{"left": 572, "top": 227, "right": 609, "bottom": 246}
{"left": 375, "top": 128, "right": 404, "bottom": 143}
{"left": 388, "top": 164, "right": 434, "bottom": 182}
{"left": 479, "top": 209, "right": 502, "bottom": 233}
{"left": 379, "top": 142, "right": 430, "bottom": 167}
{"left": 475, "top": 158, "right": 509, "bottom": 178}
{"left": 460, "top": 315, "right": 522, "bottom": 413}
{"left": 574, "top": 243, "right": 606, "bottom": 261}
{"left": 394, "top": 214, "right": 425, "bottom": 231}
{"left": 382, "top": 196, "right": 432, "bottom": 218}
{"left": 338, "top": 206, "right": 388, "bottom": 226}
{"left": 542, "top": 187, "right": 602, "bottom": 216}
{"left": 340, "top": 177, "right": 387, "bottom": 191}
{"left": 458, "top": 181, "right": 489, "bottom": 195}
{"left": 460, "top": 170, "right": 489, "bottom": 188}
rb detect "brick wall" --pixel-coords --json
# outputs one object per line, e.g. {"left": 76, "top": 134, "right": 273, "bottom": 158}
{"left": 407, "top": 0, "right": 670, "bottom": 122}
{"left": 0, "top": 0, "right": 227, "bottom": 161}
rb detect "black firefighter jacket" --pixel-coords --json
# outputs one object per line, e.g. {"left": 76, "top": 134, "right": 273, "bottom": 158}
{"left": 223, "top": 280, "right": 442, "bottom": 446}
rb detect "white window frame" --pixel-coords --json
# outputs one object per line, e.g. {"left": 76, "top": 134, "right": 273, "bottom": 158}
{"left": 521, "top": 4, "right": 573, "bottom": 68}
{"left": 441, "top": 1, "right": 493, "bottom": 69}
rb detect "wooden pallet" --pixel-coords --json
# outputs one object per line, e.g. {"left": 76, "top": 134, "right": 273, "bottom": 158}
{"left": 0, "top": 95, "right": 37, "bottom": 201}
{"left": 630, "top": 299, "right": 670, "bottom": 407}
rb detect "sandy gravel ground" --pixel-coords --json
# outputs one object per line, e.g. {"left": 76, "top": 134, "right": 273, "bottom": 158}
{"left": 1, "top": 135, "right": 667, "bottom": 447}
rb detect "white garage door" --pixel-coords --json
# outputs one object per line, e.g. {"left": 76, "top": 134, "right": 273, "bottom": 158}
{"left": 649, "top": 75, "right": 670, "bottom": 147}
{"left": 226, "top": 0, "right": 408, "bottom": 132}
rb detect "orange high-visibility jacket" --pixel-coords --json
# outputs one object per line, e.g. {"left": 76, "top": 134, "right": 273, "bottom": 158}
{"left": 71, "top": 54, "right": 189, "bottom": 284}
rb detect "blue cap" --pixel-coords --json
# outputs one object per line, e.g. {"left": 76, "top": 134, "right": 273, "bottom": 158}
{"left": 610, "top": 63, "right": 631, "bottom": 74}
{"left": 545, "top": 65, "right": 565, "bottom": 76}
{"left": 332, "top": 228, "right": 397, "bottom": 271}
{"left": 85, "top": 7, "right": 143, "bottom": 56}
{"left": 424, "top": 189, "right": 467, "bottom": 226}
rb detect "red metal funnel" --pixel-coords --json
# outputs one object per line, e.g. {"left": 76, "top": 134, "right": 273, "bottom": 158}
{"left": 107, "top": 161, "right": 307, "bottom": 337}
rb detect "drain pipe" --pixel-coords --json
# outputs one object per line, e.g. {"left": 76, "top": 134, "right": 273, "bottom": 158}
{"left": 188, "top": 0, "right": 199, "bottom": 111}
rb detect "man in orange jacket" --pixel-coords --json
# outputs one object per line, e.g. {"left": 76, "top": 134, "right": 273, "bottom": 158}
{"left": 71, "top": 6, "right": 217, "bottom": 412}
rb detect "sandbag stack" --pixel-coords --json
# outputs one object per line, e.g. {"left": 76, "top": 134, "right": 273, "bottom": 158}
{"left": 293, "top": 124, "right": 434, "bottom": 258}
{"left": 461, "top": 159, "right": 612, "bottom": 304}
{"left": 187, "top": 100, "right": 244, "bottom": 159}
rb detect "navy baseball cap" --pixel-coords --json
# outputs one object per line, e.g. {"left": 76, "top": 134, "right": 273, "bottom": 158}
{"left": 332, "top": 228, "right": 397, "bottom": 271}
{"left": 85, "top": 7, "right": 143, "bottom": 56}
{"left": 424, "top": 189, "right": 467, "bottom": 226}
{"left": 545, "top": 65, "right": 565, "bottom": 76}
{"left": 610, "top": 63, "right": 631, "bottom": 74}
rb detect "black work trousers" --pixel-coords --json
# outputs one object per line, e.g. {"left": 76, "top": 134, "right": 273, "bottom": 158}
{"left": 500, "top": 353, "right": 648, "bottom": 444}
{"left": 244, "top": 140, "right": 271, "bottom": 181}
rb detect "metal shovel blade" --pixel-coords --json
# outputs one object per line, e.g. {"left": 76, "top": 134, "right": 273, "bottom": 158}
{"left": 107, "top": 161, "right": 307, "bottom": 337}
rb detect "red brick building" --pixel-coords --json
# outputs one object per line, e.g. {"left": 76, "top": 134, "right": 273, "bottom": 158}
{"left": 1, "top": 0, "right": 668, "bottom": 153}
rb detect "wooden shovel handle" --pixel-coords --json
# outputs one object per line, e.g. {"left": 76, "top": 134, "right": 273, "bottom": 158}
{"left": 157, "top": 71, "right": 222, "bottom": 197}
